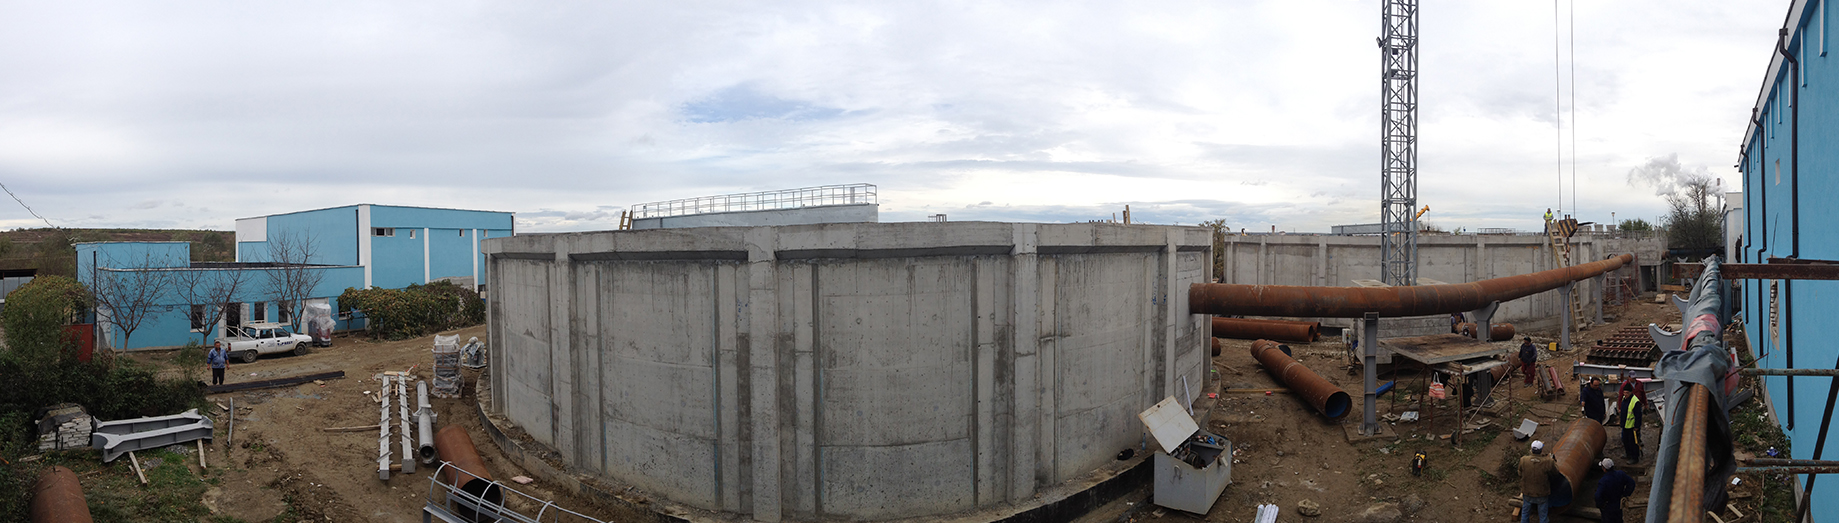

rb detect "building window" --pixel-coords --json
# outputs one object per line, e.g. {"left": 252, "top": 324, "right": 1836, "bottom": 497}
{"left": 374, "top": 228, "right": 395, "bottom": 237}
{"left": 252, "top": 301, "right": 268, "bottom": 323}
{"left": 278, "top": 300, "right": 294, "bottom": 324}
{"left": 190, "top": 305, "right": 207, "bottom": 332}
{"left": 410, "top": 229, "right": 417, "bottom": 239}
{"left": 459, "top": 229, "right": 465, "bottom": 237}
{"left": 226, "top": 302, "right": 243, "bottom": 326}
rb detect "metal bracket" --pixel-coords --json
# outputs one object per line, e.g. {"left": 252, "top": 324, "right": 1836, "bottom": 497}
{"left": 1464, "top": 301, "right": 1501, "bottom": 342}
{"left": 1649, "top": 323, "right": 1683, "bottom": 352}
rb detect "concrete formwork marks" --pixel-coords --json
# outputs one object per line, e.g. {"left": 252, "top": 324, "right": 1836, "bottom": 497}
{"left": 482, "top": 223, "right": 1210, "bottom": 521}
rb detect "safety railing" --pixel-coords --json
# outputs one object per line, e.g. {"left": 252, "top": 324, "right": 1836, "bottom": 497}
{"left": 629, "top": 183, "right": 877, "bottom": 219}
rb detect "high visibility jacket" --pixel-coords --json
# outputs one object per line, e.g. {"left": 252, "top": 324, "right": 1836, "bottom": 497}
{"left": 1623, "top": 396, "right": 1642, "bottom": 429}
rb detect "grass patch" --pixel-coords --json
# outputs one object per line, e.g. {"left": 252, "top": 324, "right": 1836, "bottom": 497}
{"left": 17, "top": 448, "right": 227, "bottom": 523}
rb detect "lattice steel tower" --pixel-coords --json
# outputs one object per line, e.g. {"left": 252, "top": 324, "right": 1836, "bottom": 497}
{"left": 1379, "top": 0, "right": 1419, "bottom": 286}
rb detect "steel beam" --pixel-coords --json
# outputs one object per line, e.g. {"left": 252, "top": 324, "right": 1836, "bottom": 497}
{"left": 1189, "top": 254, "right": 1633, "bottom": 317}
{"left": 1722, "top": 263, "right": 1839, "bottom": 280}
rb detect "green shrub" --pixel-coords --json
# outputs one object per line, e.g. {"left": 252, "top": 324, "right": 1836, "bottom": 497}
{"left": 340, "top": 281, "right": 486, "bottom": 340}
{"left": 2, "top": 275, "right": 89, "bottom": 362}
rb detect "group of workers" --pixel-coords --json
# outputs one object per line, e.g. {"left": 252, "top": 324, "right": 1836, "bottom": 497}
{"left": 1515, "top": 369, "right": 1651, "bottom": 523}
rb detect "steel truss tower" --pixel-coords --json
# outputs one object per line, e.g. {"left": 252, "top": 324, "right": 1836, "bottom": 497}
{"left": 1379, "top": 0, "right": 1420, "bottom": 286}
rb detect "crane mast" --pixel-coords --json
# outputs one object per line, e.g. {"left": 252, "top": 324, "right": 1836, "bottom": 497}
{"left": 1379, "top": 0, "right": 1419, "bottom": 286}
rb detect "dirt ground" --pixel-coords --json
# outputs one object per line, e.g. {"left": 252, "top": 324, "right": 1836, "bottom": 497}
{"left": 1104, "top": 297, "right": 1714, "bottom": 523}
{"left": 123, "top": 325, "right": 627, "bottom": 523}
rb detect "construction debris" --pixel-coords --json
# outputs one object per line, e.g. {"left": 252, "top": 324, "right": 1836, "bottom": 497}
{"left": 432, "top": 335, "right": 461, "bottom": 398}
{"left": 35, "top": 404, "right": 92, "bottom": 452}
{"left": 91, "top": 409, "right": 214, "bottom": 463}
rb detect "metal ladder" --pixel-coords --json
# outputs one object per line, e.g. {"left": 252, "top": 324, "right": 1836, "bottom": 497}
{"left": 1546, "top": 218, "right": 1588, "bottom": 332}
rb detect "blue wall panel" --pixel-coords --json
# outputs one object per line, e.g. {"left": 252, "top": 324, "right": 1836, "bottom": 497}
{"left": 371, "top": 228, "right": 427, "bottom": 289}
{"left": 1741, "top": 6, "right": 1839, "bottom": 519}
{"left": 429, "top": 228, "right": 475, "bottom": 281}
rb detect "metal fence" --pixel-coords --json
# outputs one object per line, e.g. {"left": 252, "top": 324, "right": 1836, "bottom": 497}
{"left": 629, "top": 184, "right": 877, "bottom": 219}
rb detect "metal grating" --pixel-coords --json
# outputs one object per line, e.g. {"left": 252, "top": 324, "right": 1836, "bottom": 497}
{"left": 1379, "top": 0, "right": 1419, "bottom": 286}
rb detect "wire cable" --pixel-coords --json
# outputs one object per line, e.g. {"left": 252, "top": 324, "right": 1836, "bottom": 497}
{"left": 1570, "top": 0, "right": 1578, "bottom": 217}
{"left": 1554, "top": 0, "right": 1564, "bottom": 216}
{"left": 0, "top": 180, "right": 56, "bottom": 229}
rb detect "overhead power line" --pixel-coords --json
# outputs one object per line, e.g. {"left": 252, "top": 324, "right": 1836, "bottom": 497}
{"left": 0, "top": 180, "right": 58, "bottom": 229}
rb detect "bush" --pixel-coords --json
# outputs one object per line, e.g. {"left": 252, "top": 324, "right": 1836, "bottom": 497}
{"left": 2, "top": 275, "right": 89, "bottom": 362}
{"left": 0, "top": 276, "right": 202, "bottom": 521}
{"left": 340, "top": 281, "right": 486, "bottom": 340}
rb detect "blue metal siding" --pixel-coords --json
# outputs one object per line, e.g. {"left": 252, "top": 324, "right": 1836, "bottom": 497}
{"left": 369, "top": 206, "right": 513, "bottom": 231}
{"left": 253, "top": 206, "right": 362, "bottom": 265}
{"left": 371, "top": 228, "right": 426, "bottom": 289}
{"left": 429, "top": 228, "right": 474, "bottom": 281}
{"left": 1741, "top": 8, "right": 1839, "bottom": 519}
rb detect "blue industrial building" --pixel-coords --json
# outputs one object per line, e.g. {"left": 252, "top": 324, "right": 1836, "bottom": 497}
{"left": 78, "top": 204, "right": 512, "bottom": 350}
{"left": 1738, "top": 0, "right": 1839, "bottom": 519}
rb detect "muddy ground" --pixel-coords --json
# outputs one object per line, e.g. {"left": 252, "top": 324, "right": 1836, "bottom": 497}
{"left": 122, "top": 325, "right": 628, "bottom": 523}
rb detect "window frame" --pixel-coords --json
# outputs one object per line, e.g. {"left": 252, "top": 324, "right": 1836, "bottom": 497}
{"left": 374, "top": 227, "right": 396, "bottom": 237}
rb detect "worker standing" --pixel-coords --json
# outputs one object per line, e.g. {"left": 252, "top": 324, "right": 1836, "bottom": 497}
{"left": 1621, "top": 391, "right": 1643, "bottom": 463}
{"left": 1594, "top": 458, "right": 1637, "bottom": 523}
{"left": 1518, "top": 337, "right": 1538, "bottom": 385}
{"left": 1519, "top": 440, "right": 1556, "bottom": 523}
{"left": 1580, "top": 377, "right": 1606, "bottom": 423}
{"left": 206, "top": 342, "right": 229, "bottom": 386}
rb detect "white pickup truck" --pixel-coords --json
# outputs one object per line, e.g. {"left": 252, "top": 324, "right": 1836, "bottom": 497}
{"left": 215, "top": 322, "right": 315, "bottom": 363}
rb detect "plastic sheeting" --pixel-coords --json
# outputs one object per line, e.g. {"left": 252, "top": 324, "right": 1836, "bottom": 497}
{"left": 303, "top": 302, "right": 335, "bottom": 346}
{"left": 1645, "top": 257, "right": 1739, "bottom": 523}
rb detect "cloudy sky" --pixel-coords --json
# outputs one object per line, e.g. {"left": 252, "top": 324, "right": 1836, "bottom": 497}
{"left": 0, "top": 1, "right": 1786, "bottom": 233}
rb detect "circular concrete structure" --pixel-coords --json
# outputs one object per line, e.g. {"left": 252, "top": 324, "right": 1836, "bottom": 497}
{"left": 484, "top": 222, "right": 1210, "bottom": 520}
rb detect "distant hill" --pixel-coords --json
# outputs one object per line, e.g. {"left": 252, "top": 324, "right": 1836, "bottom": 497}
{"left": 0, "top": 228, "right": 236, "bottom": 277}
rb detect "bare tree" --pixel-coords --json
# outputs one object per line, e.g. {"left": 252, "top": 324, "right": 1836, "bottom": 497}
{"left": 89, "top": 253, "right": 177, "bottom": 351}
{"left": 170, "top": 264, "right": 253, "bottom": 347}
{"left": 1664, "top": 178, "right": 1723, "bottom": 253}
{"left": 265, "top": 231, "right": 325, "bottom": 331}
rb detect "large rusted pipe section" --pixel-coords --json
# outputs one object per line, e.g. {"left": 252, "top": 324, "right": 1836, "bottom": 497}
{"left": 435, "top": 425, "right": 503, "bottom": 508}
{"left": 1456, "top": 322, "right": 1516, "bottom": 341}
{"left": 1190, "top": 254, "right": 1635, "bottom": 317}
{"left": 1250, "top": 340, "right": 1350, "bottom": 419}
{"left": 1212, "top": 317, "right": 1319, "bottom": 342}
{"left": 1549, "top": 418, "right": 1608, "bottom": 509}
{"left": 1669, "top": 384, "right": 1712, "bottom": 523}
{"left": 31, "top": 466, "right": 92, "bottom": 523}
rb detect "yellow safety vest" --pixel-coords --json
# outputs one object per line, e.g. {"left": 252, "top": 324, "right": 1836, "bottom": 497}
{"left": 1623, "top": 396, "right": 1641, "bottom": 429}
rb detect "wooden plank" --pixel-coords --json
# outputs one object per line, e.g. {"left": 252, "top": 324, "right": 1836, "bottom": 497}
{"left": 128, "top": 451, "right": 147, "bottom": 485}
{"left": 207, "top": 370, "right": 345, "bottom": 394}
{"left": 321, "top": 424, "right": 381, "bottom": 432}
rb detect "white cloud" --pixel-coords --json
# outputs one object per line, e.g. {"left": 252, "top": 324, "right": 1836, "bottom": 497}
{"left": 0, "top": 0, "right": 1783, "bottom": 232}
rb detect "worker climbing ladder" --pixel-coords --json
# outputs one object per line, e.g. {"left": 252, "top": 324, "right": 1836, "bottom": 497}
{"left": 1545, "top": 215, "right": 1588, "bottom": 332}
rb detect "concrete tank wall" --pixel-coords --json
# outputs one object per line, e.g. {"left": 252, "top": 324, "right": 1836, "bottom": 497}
{"left": 482, "top": 222, "right": 1211, "bottom": 521}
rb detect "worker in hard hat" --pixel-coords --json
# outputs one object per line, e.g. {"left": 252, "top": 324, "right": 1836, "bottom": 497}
{"left": 1519, "top": 440, "right": 1556, "bottom": 523}
{"left": 1594, "top": 458, "right": 1637, "bottom": 523}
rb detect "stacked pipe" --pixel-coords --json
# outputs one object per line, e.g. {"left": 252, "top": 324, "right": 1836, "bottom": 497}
{"left": 1211, "top": 318, "right": 1319, "bottom": 342}
{"left": 1455, "top": 322, "right": 1516, "bottom": 341}
{"left": 1548, "top": 418, "right": 1608, "bottom": 509}
{"left": 31, "top": 466, "right": 92, "bottom": 523}
{"left": 417, "top": 381, "right": 438, "bottom": 466}
{"left": 436, "top": 425, "right": 504, "bottom": 515}
{"left": 1249, "top": 340, "right": 1350, "bottom": 419}
{"left": 1190, "top": 254, "right": 1635, "bottom": 318}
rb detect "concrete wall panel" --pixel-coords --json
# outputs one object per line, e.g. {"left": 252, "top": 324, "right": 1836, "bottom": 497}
{"left": 483, "top": 222, "right": 1210, "bottom": 521}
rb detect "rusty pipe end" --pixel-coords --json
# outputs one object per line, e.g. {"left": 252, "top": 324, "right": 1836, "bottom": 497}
{"left": 435, "top": 425, "right": 504, "bottom": 508}
{"left": 1250, "top": 340, "right": 1351, "bottom": 419}
{"left": 1211, "top": 337, "right": 1222, "bottom": 357}
{"left": 32, "top": 466, "right": 92, "bottom": 523}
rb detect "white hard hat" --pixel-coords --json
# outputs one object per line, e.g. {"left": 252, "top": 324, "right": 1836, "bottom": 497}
{"left": 1531, "top": 440, "right": 1545, "bottom": 451}
{"left": 1600, "top": 458, "right": 1615, "bottom": 469}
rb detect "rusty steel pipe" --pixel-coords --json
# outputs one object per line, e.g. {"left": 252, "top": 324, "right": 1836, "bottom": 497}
{"left": 435, "top": 425, "right": 504, "bottom": 509}
{"left": 1210, "top": 337, "right": 1221, "bottom": 357}
{"left": 1670, "top": 384, "right": 1712, "bottom": 523}
{"left": 1250, "top": 340, "right": 1350, "bottom": 419}
{"left": 1548, "top": 418, "right": 1608, "bottom": 509}
{"left": 1211, "top": 318, "right": 1318, "bottom": 342}
{"left": 1191, "top": 254, "right": 1635, "bottom": 317}
{"left": 31, "top": 466, "right": 92, "bottom": 523}
{"left": 1456, "top": 322, "right": 1516, "bottom": 341}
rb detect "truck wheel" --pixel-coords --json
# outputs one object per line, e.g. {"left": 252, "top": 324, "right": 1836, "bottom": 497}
{"left": 292, "top": 342, "right": 310, "bottom": 356}
{"left": 238, "top": 350, "right": 258, "bottom": 364}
